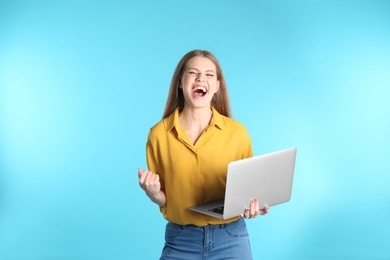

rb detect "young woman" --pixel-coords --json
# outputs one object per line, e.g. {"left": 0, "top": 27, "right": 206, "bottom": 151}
{"left": 138, "top": 50, "right": 269, "bottom": 259}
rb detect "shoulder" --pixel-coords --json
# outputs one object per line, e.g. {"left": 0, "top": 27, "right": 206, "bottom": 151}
{"left": 148, "top": 110, "right": 176, "bottom": 139}
{"left": 148, "top": 119, "right": 167, "bottom": 141}
{"left": 223, "top": 116, "right": 247, "bottom": 129}
{"left": 149, "top": 119, "right": 165, "bottom": 133}
{"left": 212, "top": 107, "right": 246, "bottom": 130}
{"left": 217, "top": 113, "right": 249, "bottom": 135}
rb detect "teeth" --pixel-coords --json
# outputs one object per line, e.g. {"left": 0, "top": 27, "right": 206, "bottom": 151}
{"left": 195, "top": 86, "right": 207, "bottom": 93}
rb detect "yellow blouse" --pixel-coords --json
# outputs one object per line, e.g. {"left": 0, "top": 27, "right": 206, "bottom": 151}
{"left": 146, "top": 107, "right": 253, "bottom": 226}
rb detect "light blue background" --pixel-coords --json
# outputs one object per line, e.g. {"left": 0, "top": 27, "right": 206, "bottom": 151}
{"left": 1, "top": 0, "right": 389, "bottom": 259}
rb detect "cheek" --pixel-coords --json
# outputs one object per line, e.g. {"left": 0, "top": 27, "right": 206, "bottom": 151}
{"left": 181, "top": 77, "right": 191, "bottom": 88}
{"left": 211, "top": 81, "right": 220, "bottom": 94}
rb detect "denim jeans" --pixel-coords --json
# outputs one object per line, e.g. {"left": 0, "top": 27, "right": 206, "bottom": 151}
{"left": 160, "top": 218, "right": 252, "bottom": 260}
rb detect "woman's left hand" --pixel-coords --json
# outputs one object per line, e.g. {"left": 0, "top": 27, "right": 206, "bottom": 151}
{"left": 242, "top": 199, "right": 270, "bottom": 219}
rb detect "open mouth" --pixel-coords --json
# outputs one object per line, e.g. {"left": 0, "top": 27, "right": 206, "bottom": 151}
{"left": 193, "top": 86, "right": 207, "bottom": 97}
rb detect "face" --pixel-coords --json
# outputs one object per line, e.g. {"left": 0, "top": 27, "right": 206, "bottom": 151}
{"left": 180, "top": 56, "right": 220, "bottom": 110}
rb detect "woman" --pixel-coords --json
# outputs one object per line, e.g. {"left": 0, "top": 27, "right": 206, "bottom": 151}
{"left": 138, "top": 50, "right": 269, "bottom": 259}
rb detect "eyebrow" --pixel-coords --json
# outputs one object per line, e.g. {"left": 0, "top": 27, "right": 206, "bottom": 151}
{"left": 187, "top": 67, "right": 216, "bottom": 73}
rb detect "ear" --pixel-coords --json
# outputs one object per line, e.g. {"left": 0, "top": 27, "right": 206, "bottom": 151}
{"left": 215, "top": 80, "right": 220, "bottom": 93}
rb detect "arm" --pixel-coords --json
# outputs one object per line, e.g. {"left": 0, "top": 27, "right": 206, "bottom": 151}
{"left": 138, "top": 168, "right": 166, "bottom": 207}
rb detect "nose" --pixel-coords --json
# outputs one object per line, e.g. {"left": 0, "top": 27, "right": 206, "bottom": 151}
{"left": 196, "top": 73, "right": 205, "bottom": 82}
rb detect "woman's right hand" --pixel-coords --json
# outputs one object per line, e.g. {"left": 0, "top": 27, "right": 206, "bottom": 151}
{"left": 138, "top": 168, "right": 166, "bottom": 207}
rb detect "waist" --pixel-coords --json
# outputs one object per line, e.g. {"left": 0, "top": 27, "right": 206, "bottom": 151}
{"left": 169, "top": 217, "right": 244, "bottom": 230}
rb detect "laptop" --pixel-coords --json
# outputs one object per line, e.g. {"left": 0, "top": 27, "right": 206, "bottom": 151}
{"left": 188, "top": 147, "right": 297, "bottom": 219}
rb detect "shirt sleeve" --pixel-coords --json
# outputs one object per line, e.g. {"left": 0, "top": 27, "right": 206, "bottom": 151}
{"left": 241, "top": 125, "right": 254, "bottom": 159}
{"left": 146, "top": 130, "right": 166, "bottom": 193}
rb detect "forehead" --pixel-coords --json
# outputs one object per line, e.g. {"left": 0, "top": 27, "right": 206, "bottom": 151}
{"left": 185, "top": 56, "right": 217, "bottom": 71}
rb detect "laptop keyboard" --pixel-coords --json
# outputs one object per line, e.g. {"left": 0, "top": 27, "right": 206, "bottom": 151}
{"left": 209, "top": 206, "right": 224, "bottom": 215}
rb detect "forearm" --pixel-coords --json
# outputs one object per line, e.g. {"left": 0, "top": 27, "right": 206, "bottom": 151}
{"left": 148, "top": 190, "right": 166, "bottom": 207}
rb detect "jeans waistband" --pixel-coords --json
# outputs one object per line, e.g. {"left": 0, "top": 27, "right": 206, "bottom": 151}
{"left": 169, "top": 217, "right": 243, "bottom": 230}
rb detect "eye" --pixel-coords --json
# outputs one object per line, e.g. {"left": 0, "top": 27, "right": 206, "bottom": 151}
{"left": 206, "top": 73, "right": 215, "bottom": 77}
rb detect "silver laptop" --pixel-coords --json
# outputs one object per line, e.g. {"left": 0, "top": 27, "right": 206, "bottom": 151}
{"left": 188, "top": 147, "right": 297, "bottom": 219}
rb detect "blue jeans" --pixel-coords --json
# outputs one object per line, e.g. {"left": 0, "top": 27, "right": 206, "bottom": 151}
{"left": 160, "top": 218, "right": 252, "bottom": 260}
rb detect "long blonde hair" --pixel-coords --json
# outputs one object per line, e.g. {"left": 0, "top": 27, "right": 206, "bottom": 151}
{"left": 162, "top": 50, "right": 231, "bottom": 119}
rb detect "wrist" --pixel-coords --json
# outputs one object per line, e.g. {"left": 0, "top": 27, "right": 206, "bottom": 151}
{"left": 148, "top": 190, "right": 166, "bottom": 207}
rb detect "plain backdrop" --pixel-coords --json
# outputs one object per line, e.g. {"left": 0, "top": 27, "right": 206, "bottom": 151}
{"left": 1, "top": 0, "right": 389, "bottom": 259}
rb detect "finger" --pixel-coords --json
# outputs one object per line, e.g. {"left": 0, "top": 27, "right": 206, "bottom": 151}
{"left": 138, "top": 168, "right": 143, "bottom": 177}
{"left": 148, "top": 174, "right": 158, "bottom": 188}
{"left": 138, "top": 169, "right": 147, "bottom": 183}
{"left": 259, "top": 205, "right": 270, "bottom": 215}
{"left": 150, "top": 173, "right": 159, "bottom": 183}
{"left": 144, "top": 171, "right": 153, "bottom": 185}
{"left": 244, "top": 208, "right": 250, "bottom": 218}
{"left": 250, "top": 200, "right": 257, "bottom": 217}
{"left": 252, "top": 199, "right": 260, "bottom": 217}
{"left": 139, "top": 169, "right": 151, "bottom": 186}
{"left": 145, "top": 172, "right": 161, "bottom": 191}
{"left": 255, "top": 198, "right": 259, "bottom": 212}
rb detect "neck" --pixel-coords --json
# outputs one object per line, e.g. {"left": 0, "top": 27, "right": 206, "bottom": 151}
{"left": 179, "top": 106, "right": 212, "bottom": 132}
